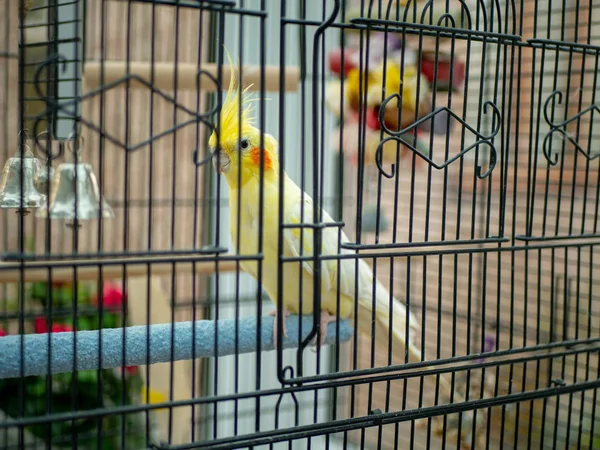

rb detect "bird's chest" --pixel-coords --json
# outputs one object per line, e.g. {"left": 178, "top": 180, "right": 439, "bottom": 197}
{"left": 228, "top": 193, "right": 280, "bottom": 276}
{"left": 230, "top": 206, "right": 261, "bottom": 251}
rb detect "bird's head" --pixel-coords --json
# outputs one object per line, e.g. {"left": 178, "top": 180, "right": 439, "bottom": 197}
{"left": 209, "top": 52, "right": 278, "bottom": 189}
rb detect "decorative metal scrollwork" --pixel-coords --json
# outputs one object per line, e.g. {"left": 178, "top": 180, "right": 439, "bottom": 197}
{"left": 542, "top": 90, "right": 600, "bottom": 166}
{"left": 31, "top": 53, "right": 222, "bottom": 168}
{"left": 419, "top": 0, "right": 472, "bottom": 29}
{"left": 375, "top": 96, "right": 501, "bottom": 179}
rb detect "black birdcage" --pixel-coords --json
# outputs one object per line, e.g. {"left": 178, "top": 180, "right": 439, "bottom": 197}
{"left": 0, "top": 0, "right": 599, "bottom": 449}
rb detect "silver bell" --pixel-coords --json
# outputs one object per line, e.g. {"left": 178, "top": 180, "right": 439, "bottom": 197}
{"left": 36, "top": 136, "right": 114, "bottom": 220}
{"left": 36, "top": 162, "right": 114, "bottom": 220}
{"left": 0, "top": 145, "right": 46, "bottom": 209}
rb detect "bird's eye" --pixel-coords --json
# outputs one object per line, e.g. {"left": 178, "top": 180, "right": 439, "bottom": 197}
{"left": 240, "top": 139, "right": 250, "bottom": 150}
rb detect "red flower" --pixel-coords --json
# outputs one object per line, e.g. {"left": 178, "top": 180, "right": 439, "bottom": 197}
{"left": 365, "top": 107, "right": 381, "bottom": 131}
{"left": 420, "top": 57, "right": 465, "bottom": 90}
{"left": 51, "top": 323, "right": 73, "bottom": 333}
{"left": 34, "top": 317, "right": 73, "bottom": 334}
{"left": 125, "top": 366, "right": 139, "bottom": 376}
{"left": 34, "top": 317, "right": 47, "bottom": 333}
{"left": 0, "top": 328, "right": 7, "bottom": 337}
{"left": 92, "top": 281, "right": 126, "bottom": 308}
{"left": 328, "top": 48, "right": 358, "bottom": 78}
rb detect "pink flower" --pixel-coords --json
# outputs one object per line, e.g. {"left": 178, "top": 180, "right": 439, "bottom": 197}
{"left": 92, "top": 281, "right": 127, "bottom": 308}
{"left": 0, "top": 328, "right": 7, "bottom": 337}
{"left": 34, "top": 318, "right": 72, "bottom": 334}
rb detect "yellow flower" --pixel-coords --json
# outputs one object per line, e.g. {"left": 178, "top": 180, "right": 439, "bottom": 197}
{"left": 140, "top": 386, "right": 168, "bottom": 411}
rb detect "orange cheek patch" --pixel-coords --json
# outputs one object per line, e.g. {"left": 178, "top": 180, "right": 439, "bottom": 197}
{"left": 249, "top": 147, "right": 273, "bottom": 171}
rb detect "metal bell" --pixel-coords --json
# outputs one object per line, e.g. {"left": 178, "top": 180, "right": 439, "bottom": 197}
{"left": 36, "top": 135, "right": 114, "bottom": 220}
{"left": 36, "top": 162, "right": 114, "bottom": 220}
{"left": 34, "top": 166, "right": 55, "bottom": 194}
{"left": 0, "top": 145, "right": 46, "bottom": 209}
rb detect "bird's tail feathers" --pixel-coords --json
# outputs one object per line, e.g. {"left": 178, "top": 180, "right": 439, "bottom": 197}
{"left": 355, "top": 283, "right": 463, "bottom": 404}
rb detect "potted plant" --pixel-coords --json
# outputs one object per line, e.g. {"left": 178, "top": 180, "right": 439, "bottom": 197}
{"left": 0, "top": 278, "right": 165, "bottom": 449}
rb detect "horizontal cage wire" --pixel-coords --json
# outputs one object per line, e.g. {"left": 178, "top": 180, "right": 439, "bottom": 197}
{"left": 0, "top": 0, "right": 599, "bottom": 449}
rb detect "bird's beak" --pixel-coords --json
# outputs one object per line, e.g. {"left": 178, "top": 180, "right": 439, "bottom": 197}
{"left": 211, "top": 148, "right": 230, "bottom": 174}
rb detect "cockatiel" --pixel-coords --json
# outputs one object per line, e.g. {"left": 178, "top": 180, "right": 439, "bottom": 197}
{"left": 209, "top": 53, "right": 461, "bottom": 408}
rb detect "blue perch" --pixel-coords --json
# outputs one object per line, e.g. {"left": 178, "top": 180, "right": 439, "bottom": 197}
{"left": 0, "top": 315, "right": 354, "bottom": 379}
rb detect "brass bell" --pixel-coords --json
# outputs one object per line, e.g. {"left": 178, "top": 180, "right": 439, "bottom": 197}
{"left": 0, "top": 144, "right": 46, "bottom": 209}
{"left": 36, "top": 135, "right": 114, "bottom": 220}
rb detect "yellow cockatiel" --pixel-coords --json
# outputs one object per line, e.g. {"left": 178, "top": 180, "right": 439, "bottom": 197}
{"left": 208, "top": 53, "right": 458, "bottom": 403}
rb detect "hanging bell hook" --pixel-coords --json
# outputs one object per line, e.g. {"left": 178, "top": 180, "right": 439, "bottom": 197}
{"left": 0, "top": 138, "right": 46, "bottom": 213}
{"left": 18, "top": 129, "right": 29, "bottom": 142}
{"left": 66, "top": 132, "right": 85, "bottom": 159}
{"left": 36, "top": 133, "right": 115, "bottom": 222}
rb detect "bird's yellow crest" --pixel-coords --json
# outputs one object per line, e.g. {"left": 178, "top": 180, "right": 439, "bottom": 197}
{"left": 209, "top": 48, "right": 256, "bottom": 149}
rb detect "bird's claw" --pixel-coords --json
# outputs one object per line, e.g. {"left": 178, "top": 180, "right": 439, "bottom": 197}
{"left": 311, "top": 310, "right": 337, "bottom": 352}
{"left": 268, "top": 307, "right": 291, "bottom": 349}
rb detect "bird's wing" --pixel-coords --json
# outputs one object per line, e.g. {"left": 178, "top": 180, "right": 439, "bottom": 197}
{"left": 282, "top": 190, "right": 370, "bottom": 301}
{"left": 281, "top": 183, "right": 460, "bottom": 408}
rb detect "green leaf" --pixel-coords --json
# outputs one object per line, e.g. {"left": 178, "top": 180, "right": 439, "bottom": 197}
{"left": 25, "top": 379, "right": 47, "bottom": 397}
{"left": 61, "top": 285, "right": 74, "bottom": 305}
{"left": 30, "top": 282, "right": 48, "bottom": 301}
{"left": 77, "top": 315, "right": 96, "bottom": 331}
{"left": 76, "top": 370, "right": 98, "bottom": 384}
{"left": 102, "top": 313, "right": 119, "bottom": 329}
{"left": 76, "top": 284, "right": 92, "bottom": 305}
